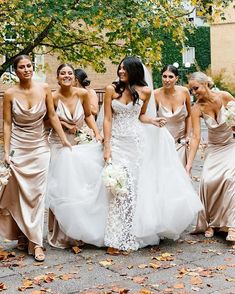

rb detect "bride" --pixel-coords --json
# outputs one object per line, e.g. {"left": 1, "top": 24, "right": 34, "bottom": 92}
{"left": 47, "top": 56, "right": 202, "bottom": 251}
{"left": 102, "top": 56, "right": 202, "bottom": 251}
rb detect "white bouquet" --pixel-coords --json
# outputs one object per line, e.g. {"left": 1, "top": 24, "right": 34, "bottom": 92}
{"left": 74, "top": 125, "right": 95, "bottom": 144}
{"left": 224, "top": 101, "right": 235, "bottom": 127}
{"left": 0, "top": 162, "right": 11, "bottom": 190}
{"left": 102, "top": 160, "right": 128, "bottom": 196}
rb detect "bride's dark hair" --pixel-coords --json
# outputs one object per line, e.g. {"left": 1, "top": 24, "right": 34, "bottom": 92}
{"left": 113, "top": 56, "right": 147, "bottom": 105}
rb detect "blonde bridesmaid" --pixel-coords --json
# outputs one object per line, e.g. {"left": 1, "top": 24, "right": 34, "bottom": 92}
{"left": 154, "top": 65, "right": 191, "bottom": 167}
{"left": 0, "top": 55, "right": 71, "bottom": 261}
{"left": 187, "top": 72, "right": 235, "bottom": 241}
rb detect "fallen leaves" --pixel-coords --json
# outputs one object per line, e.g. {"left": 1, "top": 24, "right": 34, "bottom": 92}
{"left": 99, "top": 259, "right": 113, "bottom": 267}
{"left": 0, "top": 282, "right": 7, "bottom": 291}
{"left": 72, "top": 246, "right": 82, "bottom": 254}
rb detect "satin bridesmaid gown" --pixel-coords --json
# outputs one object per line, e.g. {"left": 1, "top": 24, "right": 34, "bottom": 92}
{"left": 0, "top": 98, "right": 50, "bottom": 247}
{"left": 158, "top": 103, "right": 188, "bottom": 167}
{"left": 195, "top": 103, "right": 235, "bottom": 232}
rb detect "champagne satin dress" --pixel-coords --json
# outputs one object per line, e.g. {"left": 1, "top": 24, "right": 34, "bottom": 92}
{"left": 196, "top": 104, "right": 235, "bottom": 232}
{"left": 158, "top": 103, "right": 188, "bottom": 166}
{"left": 0, "top": 98, "right": 50, "bottom": 247}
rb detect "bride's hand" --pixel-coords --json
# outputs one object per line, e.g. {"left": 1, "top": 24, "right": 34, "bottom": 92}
{"left": 151, "top": 117, "right": 167, "bottom": 128}
{"left": 104, "top": 146, "right": 111, "bottom": 162}
{"left": 185, "top": 164, "right": 192, "bottom": 176}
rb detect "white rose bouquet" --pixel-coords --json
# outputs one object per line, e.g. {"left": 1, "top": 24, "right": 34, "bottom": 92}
{"left": 224, "top": 101, "right": 235, "bottom": 127}
{"left": 0, "top": 151, "right": 14, "bottom": 190}
{"left": 74, "top": 125, "right": 95, "bottom": 144}
{"left": 102, "top": 160, "right": 128, "bottom": 197}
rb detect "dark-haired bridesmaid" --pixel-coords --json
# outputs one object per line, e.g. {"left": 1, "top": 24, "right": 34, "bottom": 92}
{"left": 154, "top": 65, "right": 192, "bottom": 166}
{"left": 0, "top": 55, "right": 71, "bottom": 261}
{"left": 74, "top": 68, "right": 99, "bottom": 116}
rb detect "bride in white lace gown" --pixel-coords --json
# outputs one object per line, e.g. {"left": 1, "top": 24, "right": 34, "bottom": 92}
{"left": 102, "top": 57, "right": 202, "bottom": 251}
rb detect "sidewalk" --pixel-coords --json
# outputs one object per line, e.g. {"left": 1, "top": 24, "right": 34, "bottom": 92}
{"left": 1, "top": 152, "right": 235, "bottom": 294}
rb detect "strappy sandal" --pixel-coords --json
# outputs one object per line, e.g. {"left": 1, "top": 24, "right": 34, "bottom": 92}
{"left": 226, "top": 228, "right": 235, "bottom": 242}
{"left": 205, "top": 227, "right": 214, "bottom": 238}
{"left": 28, "top": 244, "right": 45, "bottom": 262}
{"left": 17, "top": 235, "right": 28, "bottom": 251}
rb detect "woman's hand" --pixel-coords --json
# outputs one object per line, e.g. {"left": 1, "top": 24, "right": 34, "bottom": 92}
{"left": 104, "top": 145, "right": 111, "bottom": 162}
{"left": 62, "top": 138, "right": 72, "bottom": 150}
{"left": 3, "top": 153, "right": 10, "bottom": 165}
{"left": 151, "top": 117, "right": 167, "bottom": 128}
{"left": 95, "top": 133, "right": 103, "bottom": 143}
{"left": 185, "top": 164, "right": 192, "bottom": 176}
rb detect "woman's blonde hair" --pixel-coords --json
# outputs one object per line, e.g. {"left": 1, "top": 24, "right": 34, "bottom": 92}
{"left": 189, "top": 72, "right": 214, "bottom": 89}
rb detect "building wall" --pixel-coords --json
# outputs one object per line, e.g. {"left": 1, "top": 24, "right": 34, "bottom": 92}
{"left": 211, "top": 4, "right": 235, "bottom": 82}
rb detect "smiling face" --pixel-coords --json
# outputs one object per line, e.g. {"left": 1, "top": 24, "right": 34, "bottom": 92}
{"left": 15, "top": 58, "right": 33, "bottom": 81}
{"left": 162, "top": 70, "right": 178, "bottom": 89}
{"left": 118, "top": 62, "right": 129, "bottom": 83}
{"left": 57, "top": 65, "right": 75, "bottom": 87}
{"left": 188, "top": 80, "right": 207, "bottom": 100}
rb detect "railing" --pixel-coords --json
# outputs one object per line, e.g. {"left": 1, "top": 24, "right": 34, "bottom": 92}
{"left": 0, "top": 89, "right": 105, "bottom": 134}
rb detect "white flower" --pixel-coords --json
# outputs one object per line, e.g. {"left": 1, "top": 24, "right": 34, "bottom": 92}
{"left": 224, "top": 101, "right": 235, "bottom": 127}
{"left": 74, "top": 125, "right": 94, "bottom": 144}
{"left": 102, "top": 161, "right": 128, "bottom": 197}
{"left": 0, "top": 161, "right": 11, "bottom": 190}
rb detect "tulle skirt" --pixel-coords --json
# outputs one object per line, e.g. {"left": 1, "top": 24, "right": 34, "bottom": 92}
{"left": 47, "top": 127, "right": 202, "bottom": 249}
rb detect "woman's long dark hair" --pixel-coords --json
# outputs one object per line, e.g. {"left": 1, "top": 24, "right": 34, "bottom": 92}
{"left": 74, "top": 68, "right": 90, "bottom": 88}
{"left": 114, "top": 56, "right": 147, "bottom": 105}
{"left": 56, "top": 63, "right": 75, "bottom": 77}
{"left": 13, "top": 55, "right": 31, "bottom": 71}
{"left": 161, "top": 64, "right": 179, "bottom": 77}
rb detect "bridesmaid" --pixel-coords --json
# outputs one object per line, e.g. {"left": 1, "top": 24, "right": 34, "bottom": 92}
{"left": 47, "top": 63, "right": 103, "bottom": 248}
{"left": 187, "top": 72, "right": 235, "bottom": 241}
{"left": 0, "top": 55, "right": 71, "bottom": 261}
{"left": 154, "top": 65, "right": 191, "bottom": 166}
{"left": 74, "top": 68, "right": 99, "bottom": 116}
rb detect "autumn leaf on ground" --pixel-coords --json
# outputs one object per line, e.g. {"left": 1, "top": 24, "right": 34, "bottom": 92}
{"left": 226, "top": 278, "right": 235, "bottom": 282}
{"left": 59, "top": 273, "right": 74, "bottom": 281}
{"left": 149, "top": 262, "right": 161, "bottom": 269}
{"left": 112, "top": 286, "right": 129, "bottom": 293}
{"left": 72, "top": 246, "right": 81, "bottom": 254}
{"left": 99, "top": 259, "right": 113, "bottom": 267}
{"left": 132, "top": 276, "right": 148, "bottom": 284}
{"left": 0, "top": 282, "right": 7, "bottom": 291}
{"left": 18, "top": 279, "right": 34, "bottom": 291}
{"left": 106, "top": 247, "right": 120, "bottom": 255}
{"left": 139, "top": 289, "right": 151, "bottom": 294}
{"left": 173, "top": 283, "right": 185, "bottom": 289}
{"left": 190, "top": 276, "right": 203, "bottom": 285}
{"left": 152, "top": 252, "right": 174, "bottom": 261}
{"left": 138, "top": 264, "right": 148, "bottom": 269}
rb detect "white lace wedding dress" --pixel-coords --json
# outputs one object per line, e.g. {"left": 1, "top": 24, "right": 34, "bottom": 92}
{"left": 103, "top": 99, "right": 203, "bottom": 250}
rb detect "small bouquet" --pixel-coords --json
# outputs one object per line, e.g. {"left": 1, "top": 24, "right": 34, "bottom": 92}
{"left": 0, "top": 153, "right": 13, "bottom": 190}
{"left": 224, "top": 101, "right": 235, "bottom": 127}
{"left": 102, "top": 159, "right": 128, "bottom": 197}
{"left": 74, "top": 125, "right": 95, "bottom": 144}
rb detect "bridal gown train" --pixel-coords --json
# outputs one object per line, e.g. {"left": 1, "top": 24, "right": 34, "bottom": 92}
{"left": 0, "top": 98, "right": 50, "bottom": 247}
{"left": 47, "top": 98, "right": 202, "bottom": 250}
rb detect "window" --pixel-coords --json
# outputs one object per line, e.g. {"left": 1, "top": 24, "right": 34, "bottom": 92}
{"left": 182, "top": 47, "right": 195, "bottom": 65}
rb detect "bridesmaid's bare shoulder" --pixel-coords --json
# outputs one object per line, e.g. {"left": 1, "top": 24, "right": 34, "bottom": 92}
{"left": 219, "top": 90, "right": 235, "bottom": 105}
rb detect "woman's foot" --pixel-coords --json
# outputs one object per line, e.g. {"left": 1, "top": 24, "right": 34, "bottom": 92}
{"left": 205, "top": 227, "right": 214, "bottom": 238}
{"left": 28, "top": 243, "right": 45, "bottom": 262}
{"left": 226, "top": 228, "right": 235, "bottom": 242}
{"left": 17, "top": 235, "right": 28, "bottom": 251}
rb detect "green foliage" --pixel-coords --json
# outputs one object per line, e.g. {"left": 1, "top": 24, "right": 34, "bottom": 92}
{"left": 153, "top": 26, "right": 210, "bottom": 88}
{"left": 0, "top": 0, "right": 233, "bottom": 77}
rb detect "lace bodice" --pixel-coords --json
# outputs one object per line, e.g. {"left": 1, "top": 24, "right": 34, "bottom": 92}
{"left": 111, "top": 99, "right": 143, "bottom": 136}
